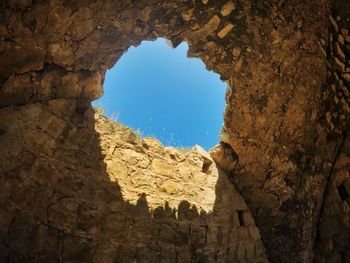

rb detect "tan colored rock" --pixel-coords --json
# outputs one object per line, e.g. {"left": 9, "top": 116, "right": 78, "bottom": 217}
{"left": 164, "top": 146, "right": 183, "bottom": 161}
{"left": 80, "top": 71, "right": 103, "bottom": 100}
{"left": 48, "top": 41, "right": 75, "bottom": 67}
{"left": 334, "top": 57, "right": 345, "bottom": 72}
{"left": 191, "top": 145, "right": 212, "bottom": 163}
{"left": 234, "top": 57, "right": 244, "bottom": 72}
{"left": 143, "top": 137, "right": 163, "bottom": 152}
{"left": 150, "top": 158, "right": 173, "bottom": 176}
{"left": 193, "top": 15, "right": 221, "bottom": 39}
{"left": 159, "top": 180, "right": 181, "bottom": 195}
{"left": 119, "top": 149, "right": 150, "bottom": 168}
{"left": 338, "top": 34, "right": 345, "bottom": 45}
{"left": 191, "top": 145, "right": 213, "bottom": 172}
{"left": 342, "top": 73, "right": 350, "bottom": 82}
{"left": 221, "top": 1, "right": 236, "bottom": 17}
{"left": 210, "top": 143, "right": 237, "bottom": 173}
{"left": 335, "top": 42, "right": 346, "bottom": 62}
{"left": 330, "top": 15, "right": 339, "bottom": 32}
{"left": 181, "top": 8, "right": 194, "bottom": 22}
{"left": 107, "top": 160, "right": 128, "bottom": 181}
{"left": 218, "top": 23, "right": 234, "bottom": 39}
{"left": 232, "top": 47, "right": 242, "bottom": 57}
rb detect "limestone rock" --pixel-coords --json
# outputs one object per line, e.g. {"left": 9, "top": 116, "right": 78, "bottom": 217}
{"left": 342, "top": 73, "right": 350, "bottom": 82}
{"left": 151, "top": 158, "right": 173, "bottom": 176}
{"left": 181, "top": 8, "right": 194, "bottom": 22}
{"left": 232, "top": 47, "right": 242, "bottom": 57}
{"left": 210, "top": 142, "right": 238, "bottom": 173}
{"left": 192, "top": 15, "right": 221, "bottom": 39}
{"left": 218, "top": 23, "right": 234, "bottom": 39}
{"left": 191, "top": 145, "right": 213, "bottom": 173}
{"left": 334, "top": 57, "right": 345, "bottom": 72}
{"left": 335, "top": 42, "right": 346, "bottom": 62}
{"left": 330, "top": 15, "right": 339, "bottom": 32}
{"left": 221, "top": 1, "right": 236, "bottom": 17}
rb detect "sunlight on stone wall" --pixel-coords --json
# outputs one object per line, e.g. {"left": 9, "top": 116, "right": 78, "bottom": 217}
{"left": 96, "top": 113, "right": 219, "bottom": 213}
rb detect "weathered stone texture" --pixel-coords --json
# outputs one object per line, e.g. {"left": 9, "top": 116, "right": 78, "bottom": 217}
{"left": 314, "top": 132, "right": 350, "bottom": 263}
{"left": 1, "top": 0, "right": 350, "bottom": 262}
{"left": 0, "top": 101, "right": 267, "bottom": 262}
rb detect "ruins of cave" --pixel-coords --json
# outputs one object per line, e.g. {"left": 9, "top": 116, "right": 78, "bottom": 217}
{"left": 0, "top": 0, "right": 350, "bottom": 263}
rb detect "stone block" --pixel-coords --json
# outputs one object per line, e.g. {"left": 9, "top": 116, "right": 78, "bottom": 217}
{"left": 151, "top": 159, "right": 173, "bottom": 176}
{"left": 221, "top": 1, "right": 236, "bottom": 16}
{"left": 218, "top": 23, "right": 234, "bottom": 39}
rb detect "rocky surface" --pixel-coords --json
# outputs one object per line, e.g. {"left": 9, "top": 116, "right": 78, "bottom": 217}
{"left": 0, "top": 101, "right": 267, "bottom": 262}
{"left": 0, "top": 0, "right": 350, "bottom": 262}
{"left": 314, "top": 132, "right": 350, "bottom": 263}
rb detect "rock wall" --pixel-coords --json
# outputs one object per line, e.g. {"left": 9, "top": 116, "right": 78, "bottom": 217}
{"left": 0, "top": 0, "right": 350, "bottom": 262}
{"left": 0, "top": 100, "right": 267, "bottom": 262}
{"left": 312, "top": 4, "right": 350, "bottom": 262}
{"left": 314, "top": 132, "right": 350, "bottom": 263}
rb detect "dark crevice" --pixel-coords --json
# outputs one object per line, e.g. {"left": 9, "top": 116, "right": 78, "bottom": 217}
{"left": 0, "top": 128, "right": 6, "bottom": 135}
{"left": 337, "top": 184, "right": 349, "bottom": 200}
{"left": 237, "top": 210, "right": 245, "bottom": 227}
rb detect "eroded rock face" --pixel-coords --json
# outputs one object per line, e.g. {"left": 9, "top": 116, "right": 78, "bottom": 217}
{"left": 0, "top": 0, "right": 350, "bottom": 262}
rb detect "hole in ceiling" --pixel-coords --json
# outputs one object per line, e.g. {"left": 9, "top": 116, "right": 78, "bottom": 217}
{"left": 93, "top": 38, "right": 226, "bottom": 150}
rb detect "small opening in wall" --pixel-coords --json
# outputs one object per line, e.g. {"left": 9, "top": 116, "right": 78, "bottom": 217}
{"left": 237, "top": 210, "right": 245, "bottom": 226}
{"left": 93, "top": 38, "right": 226, "bottom": 150}
{"left": 337, "top": 184, "right": 349, "bottom": 201}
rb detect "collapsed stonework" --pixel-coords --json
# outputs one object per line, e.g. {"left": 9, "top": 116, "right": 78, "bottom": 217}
{"left": 0, "top": 0, "right": 350, "bottom": 262}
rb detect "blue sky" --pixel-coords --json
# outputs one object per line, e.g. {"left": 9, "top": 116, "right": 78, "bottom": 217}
{"left": 93, "top": 38, "right": 226, "bottom": 150}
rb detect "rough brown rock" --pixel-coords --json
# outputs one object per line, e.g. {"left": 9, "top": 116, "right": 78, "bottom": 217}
{"left": 0, "top": 0, "right": 350, "bottom": 262}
